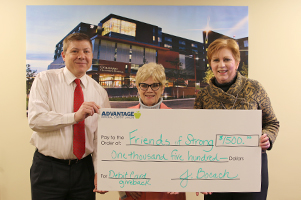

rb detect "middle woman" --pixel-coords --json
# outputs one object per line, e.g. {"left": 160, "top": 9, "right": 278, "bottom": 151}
{"left": 120, "top": 62, "right": 186, "bottom": 200}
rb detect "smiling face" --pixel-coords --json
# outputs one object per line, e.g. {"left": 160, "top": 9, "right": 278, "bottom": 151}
{"left": 61, "top": 40, "right": 92, "bottom": 78}
{"left": 210, "top": 48, "right": 239, "bottom": 84}
{"left": 137, "top": 76, "right": 165, "bottom": 106}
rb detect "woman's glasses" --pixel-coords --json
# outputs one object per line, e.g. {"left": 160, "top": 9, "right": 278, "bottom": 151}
{"left": 139, "top": 83, "right": 161, "bottom": 91}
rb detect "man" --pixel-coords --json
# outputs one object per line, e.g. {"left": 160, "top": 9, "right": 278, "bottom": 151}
{"left": 28, "top": 33, "right": 110, "bottom": 200}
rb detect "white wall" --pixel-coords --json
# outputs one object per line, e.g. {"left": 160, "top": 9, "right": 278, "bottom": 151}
{"left": 1, "top": 0, "right": 300, "bottom": 200}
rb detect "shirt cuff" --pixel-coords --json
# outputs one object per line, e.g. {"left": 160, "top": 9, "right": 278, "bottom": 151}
{"left": 63, "top": 113, "right": 77, "bottom": 125}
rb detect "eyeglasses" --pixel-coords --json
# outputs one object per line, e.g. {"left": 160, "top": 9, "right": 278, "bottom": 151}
{"left": 139, "top": 83, "right": 162, "bottom": 91}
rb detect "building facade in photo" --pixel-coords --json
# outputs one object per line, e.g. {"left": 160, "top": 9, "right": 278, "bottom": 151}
{"left": 48, "top": 14, "right": 248, "bottom": 98}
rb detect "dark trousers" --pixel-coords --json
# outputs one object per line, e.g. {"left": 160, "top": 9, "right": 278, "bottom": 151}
{"left": 30, "top": 150, "right": 95, "bottom": 200}
{"left": 205, "top": 152, "right": 269, "bottom": 200}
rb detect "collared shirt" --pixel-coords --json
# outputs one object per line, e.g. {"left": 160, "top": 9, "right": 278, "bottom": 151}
{"left": 28, "top": 67, "right": 111, "bottom": 171}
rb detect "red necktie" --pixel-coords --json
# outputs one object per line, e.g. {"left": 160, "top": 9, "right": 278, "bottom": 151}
{"left": 73, "top": 79, "right": 85, "bottom": 159}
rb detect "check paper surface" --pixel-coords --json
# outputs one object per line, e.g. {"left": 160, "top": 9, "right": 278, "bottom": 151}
{"left": 97, "top": 109, "right": 261, "bottom": 192}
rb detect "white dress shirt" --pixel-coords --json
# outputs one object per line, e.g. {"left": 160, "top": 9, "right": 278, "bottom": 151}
{"left": 28, "top": 67, "right": 111, "bottom": 172}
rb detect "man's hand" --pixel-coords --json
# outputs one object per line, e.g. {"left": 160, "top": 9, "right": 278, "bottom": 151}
{"left": 74, "top": 102, "right": 100, "bottom": 122}
{"left": 93, "top": 173, "right": 108, "bottom": 194}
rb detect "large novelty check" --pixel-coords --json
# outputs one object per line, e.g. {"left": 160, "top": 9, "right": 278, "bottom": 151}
{"left": 97, "top": 109, "right": 261, "bottom": 192}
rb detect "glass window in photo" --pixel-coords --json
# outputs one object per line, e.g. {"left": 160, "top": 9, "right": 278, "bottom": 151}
{"left": 179, "top": 40, "right": 186, "bottom": 45}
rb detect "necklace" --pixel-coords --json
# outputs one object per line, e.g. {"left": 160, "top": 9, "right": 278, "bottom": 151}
{"left": 220, "top": 94, "right": 238, "bottom": 110}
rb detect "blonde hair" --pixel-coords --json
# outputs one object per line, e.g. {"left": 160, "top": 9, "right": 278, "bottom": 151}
{"left": 135, "top": 63, "right": 166, "bottom": 86}
{"left": 63, "top": 33, "right": 92, "bottom": 53}
{"left": 207, "top": 38, "right": 240, "bottom": 64}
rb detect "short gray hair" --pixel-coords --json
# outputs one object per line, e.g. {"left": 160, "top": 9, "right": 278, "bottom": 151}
{"left": 135, "top": 62, "right": 166, "bottom": 86}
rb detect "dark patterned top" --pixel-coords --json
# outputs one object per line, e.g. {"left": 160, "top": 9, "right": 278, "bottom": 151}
{"left": 194, "top": 72, "right": 279, "bottom": 150}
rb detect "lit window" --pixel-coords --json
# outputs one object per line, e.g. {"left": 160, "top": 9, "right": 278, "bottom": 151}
{"left": 244, "top": 40, "right": 248, "bottom": 47}
{"left": 120, "top": 20, "right": 136, "bottom": 36}
{"left": 191, "top": 43, "right": 197, "bottom": 48}
{"left": 164, "top": 44, "right": 172, "bottom": 49}
{"left": 102, "top": 18, "right": 136, "bottom": 37}
{"left": 131, "top": 64, "right": 139, "bottom": 70}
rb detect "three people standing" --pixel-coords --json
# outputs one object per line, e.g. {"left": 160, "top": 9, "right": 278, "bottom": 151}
{"left": 28, "top": 33, "right": 278, "bottom": 200}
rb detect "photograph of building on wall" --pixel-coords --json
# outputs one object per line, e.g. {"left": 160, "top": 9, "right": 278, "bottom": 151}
{"left": 26, "top": 6, "right": 248, "bottom": 106}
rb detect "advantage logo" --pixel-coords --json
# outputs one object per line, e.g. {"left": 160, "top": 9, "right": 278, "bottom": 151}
{"left": 134, "top": 111, "right": 141, "bottom": 119}
{"left": 101, "top": 111, "right": 141, "bottom": 119}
